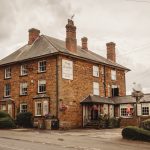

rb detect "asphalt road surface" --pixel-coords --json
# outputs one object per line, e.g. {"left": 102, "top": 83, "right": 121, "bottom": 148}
{"left": 0, "top": 129, "right": 149, "bottom": 150}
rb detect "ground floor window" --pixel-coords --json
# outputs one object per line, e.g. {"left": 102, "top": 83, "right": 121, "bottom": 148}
{"left": 142, "top": 103, "right": 149, "bottom": 116}
{"left": 120, "top": 104, "right": 134, "bottom": 118}
{"left": 20, "top": 103, "right": 27, "bottom": 113}
{"left": 1, "top": 104, "right": 6, "bottom": 111}
{"left": 35, "top": 100, "right": 49, "bottom": 116}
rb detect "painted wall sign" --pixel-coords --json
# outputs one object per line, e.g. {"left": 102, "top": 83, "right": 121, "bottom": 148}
{"left": 62, "top": 59, "right": 73, "bottom": 80}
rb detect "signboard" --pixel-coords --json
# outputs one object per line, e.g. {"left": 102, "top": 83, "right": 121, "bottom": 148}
{"left": 62, "top": 59, "right": 73, "bottom": 80}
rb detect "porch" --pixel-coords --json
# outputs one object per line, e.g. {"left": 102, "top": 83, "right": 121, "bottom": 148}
{"left": 80, "top": 95, "right": 115, "bottom": 127}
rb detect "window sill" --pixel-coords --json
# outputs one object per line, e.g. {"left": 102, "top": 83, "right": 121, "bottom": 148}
{"left": 19, "top": 74, "right": 28, "bottom": 77}
{"left": 37, "top": 71, "right": 46, "bottom": 74}
{"left": 120, "top": 116, "right": 133, "bottom": 119}
{"left": 4, "top": 77, "right": 11, "bottom": 80}
{"left": 35, "top": 115, "right": 42, "bottom": 117}
{"left": 19, "top": 94, "right": 28, "bottom": 96}
{"left": 37, "top": 92, "right": 46, "bottom": 94}
{"left": 3, "top": 96, "right": 11, "bottom": 98}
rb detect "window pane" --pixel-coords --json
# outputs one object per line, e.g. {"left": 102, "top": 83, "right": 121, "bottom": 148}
{"left": 20, "top": 83, "right": 27, "bottom": 95}
{"left": 38, "top": 61, "right": 46, "bottom": 72}
{"left": 21, "top": 65, "right": 28, "bottom": 75}
{"left": 5, "top": 83, "right": 11, "bottom": 97}
{"left": 38, "top": 80, "right": 46, "bottom": 93}
{"left": 20, "top": 104, "right": 27, "bottom": 112}
{"left": 5, "top": 67, "right": 11, "bottom": 78}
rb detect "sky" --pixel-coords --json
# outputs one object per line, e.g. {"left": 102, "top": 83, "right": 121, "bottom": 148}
{"left": 0, "top": 0, "right": 150, "bottom": 94}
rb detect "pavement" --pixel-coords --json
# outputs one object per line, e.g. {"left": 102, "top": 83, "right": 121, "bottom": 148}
{"left": 0, "top": 128, "right": 149, "bottom": 150}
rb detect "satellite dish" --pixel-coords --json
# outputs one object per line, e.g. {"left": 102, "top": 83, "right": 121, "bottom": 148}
{"left": 133, "top": 83, "right": 142, "bottom": 92}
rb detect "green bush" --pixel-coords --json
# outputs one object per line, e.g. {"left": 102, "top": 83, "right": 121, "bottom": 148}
{"left": 0, "top": 111, "right": 11, "bottom": 118}
{"left": 141, "top": 119, "right": 150, "bottom": 131}
{"left": 0, "top": 111, "right": 16, "bottom": 128}
{"left": 16, "top": 112, "right": 33, "bottom": 128}
{"left": 122, "top": 126, "right": 150, "bottom": 141}
{"left": 98, "top": 115, "right": 121, "bottom": 128}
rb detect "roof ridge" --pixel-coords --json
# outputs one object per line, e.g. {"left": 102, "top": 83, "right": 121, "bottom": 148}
{"left": 42, "top": 35, "right": 60, "bottom": 52}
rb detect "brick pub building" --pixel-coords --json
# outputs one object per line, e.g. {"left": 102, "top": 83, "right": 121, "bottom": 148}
{"left": 0, "top": 19, "right": 149, "bottom": 128}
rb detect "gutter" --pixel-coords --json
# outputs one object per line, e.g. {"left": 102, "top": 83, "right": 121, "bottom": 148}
{"left": 56, "top": 55, "right": 59, "bottom": 118}
{"left": 104, "top": 66, "right": 106, "bottom": 97}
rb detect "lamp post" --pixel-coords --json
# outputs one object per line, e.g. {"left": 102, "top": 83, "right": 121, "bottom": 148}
{"left": 131, "top": 84, "right": 144, "bottom": 126}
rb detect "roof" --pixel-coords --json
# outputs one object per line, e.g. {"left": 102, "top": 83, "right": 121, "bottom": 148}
{"left": 80, "top": 95, "right": 114, "bottom": 104}
{"left": 0, "top": 35, "right": 130, "bottom": 70}
{"left": 113, "top": 94, "right": 150, "bottom": 104}
{"left": 81, "top": 94, "right": 150, "bottom": 105}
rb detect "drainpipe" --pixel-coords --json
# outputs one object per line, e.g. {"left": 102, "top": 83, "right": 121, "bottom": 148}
{"left": 104, "top": 66, "right": 106, "bottom": 97}
{"left": 56, "top": 55, "right": 59, "bottom": 119}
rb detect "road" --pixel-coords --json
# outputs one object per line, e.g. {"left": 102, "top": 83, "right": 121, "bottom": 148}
{"left": 0, "top": 129, "right": 149, "bottom": 150}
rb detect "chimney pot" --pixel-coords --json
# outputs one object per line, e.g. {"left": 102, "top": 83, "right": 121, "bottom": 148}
{"left": 106, "top": 42, "right": 116, "bottom": 62}
{"left": 65, "top": 19, "right": 77, "bottom": 52}
{"left": 28, "top": 28, "right": 40, "bottom": 45}
{"left": 81, "top": 37, "right": 88, "bottom": 50}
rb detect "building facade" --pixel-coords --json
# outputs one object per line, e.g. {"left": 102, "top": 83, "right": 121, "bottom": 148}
{"left": 0, "top": 19, "right": 149, "bottom": 128}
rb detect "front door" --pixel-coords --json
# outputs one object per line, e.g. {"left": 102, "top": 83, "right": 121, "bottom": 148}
{"left": 91, "top": 109, "right": 98, "bottom": 120}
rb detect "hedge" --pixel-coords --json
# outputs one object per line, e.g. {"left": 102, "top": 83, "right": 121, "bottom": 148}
{"left": 16, "top": 112, "right": 33, "bottom": 128}
{"left": 122, "top": 126, "right": 150, "bottom": 141}
{"left": 0, "top": 111, "right": 16, "bottom": 129}
{"left": 141, "top": 119, "right": 150, "bottom": 131}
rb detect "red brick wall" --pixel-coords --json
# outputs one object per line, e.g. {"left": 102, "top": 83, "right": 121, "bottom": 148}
{"left": 0, "top": 54, "right": 126, "bottom": 128}
{"left": 58, "top": 55, "right": 126, "bottom": 128}
{"left": 0, "top": 56, "right": 57, "bottom": 117}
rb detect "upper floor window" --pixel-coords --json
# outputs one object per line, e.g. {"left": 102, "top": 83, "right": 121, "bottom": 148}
{"left": 38, "top": 80, "right": 46, "bottom": 93}
{"left": 101, "top": 66, "right": 104, "bottom": 75}
{"left": 93, "top": 66, "right": 99, "bottom": 77}
{"left": 93, "top": 82, "right": 99, "bottom": 96}
{"left": 20, "top": 83, "right": 28, "bottom": 95}
{"left": 38, "top": 60, "right": 46, "bottom": 73}
{"left": 4, "top": 83, "right": 11, "bottom": 97}
{"left": 20, "top": 103, "right": 27, "bottom": 113}
{"left": 21, "top": 65, "right": 28, "bottom": 76}
{"left": 5, "top": 67, "right": 11, "bottom": 79}
{"left": 111, "top": 70, "right": 116, "bottom": 80}
{"left": 142, "top": 103, "right": 149, "bottom": 116}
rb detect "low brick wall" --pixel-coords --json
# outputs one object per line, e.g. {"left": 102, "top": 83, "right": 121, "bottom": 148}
{"left": 120, "top": 116, "right": 150, "bottom": 127}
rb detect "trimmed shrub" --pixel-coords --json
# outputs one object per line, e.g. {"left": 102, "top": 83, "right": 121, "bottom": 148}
{"left": 16, "top": 112, "right": 33, "bottom": 128}
{"left": 141, "top": 119, "right": 150, "bottom": 131}
{"left": 0, "top": 111, "right": 16, "bottom": 129}
{"left": 122, "top": 126, "right": 150, "bottom": 141}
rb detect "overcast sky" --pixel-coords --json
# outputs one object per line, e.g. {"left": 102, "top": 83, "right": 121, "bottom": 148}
{"left": 0, "top": 0, "right": 150, "bottom": 94}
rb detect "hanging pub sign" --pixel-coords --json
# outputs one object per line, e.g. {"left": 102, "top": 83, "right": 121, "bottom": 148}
{"left": 62, "top": 59, "right": 73, "bottom": 80}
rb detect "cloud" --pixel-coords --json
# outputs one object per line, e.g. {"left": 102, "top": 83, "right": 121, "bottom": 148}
{"left": 0, "top": 0, "right": 150, "bottom": 94}
{"left": 0, "top": 0, "right": 16, "bottom": 41}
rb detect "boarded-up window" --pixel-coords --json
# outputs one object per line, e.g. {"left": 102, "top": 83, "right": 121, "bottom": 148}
{"left": 93, "top": 82, "right": 99, "bottom": 96}
{"left": 62, "top": 59, "right": 73, "bottom": 80}
{"left": 93, "top": 66, "right": 99, "bottom": 77}
{"left": 111, "top": 70, "right": 116, "bottom": 80}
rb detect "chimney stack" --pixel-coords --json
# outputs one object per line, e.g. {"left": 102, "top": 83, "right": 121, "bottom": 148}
{"left": 65, "top": 19, "right": 77, "bottom": 52}
{"left": 81, "top": 37, "right": 88, "bottom": 50}
{"left": 106, "top": 42, "right": 116, "bottom": 62}
{"left": 28, "top": 28, "right": 40, "bottom": 45}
